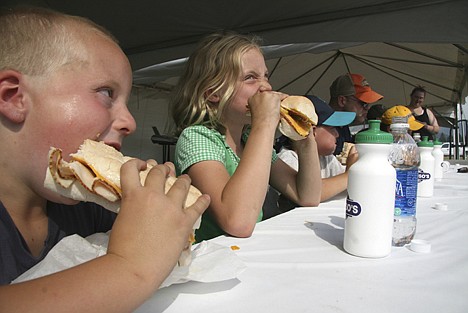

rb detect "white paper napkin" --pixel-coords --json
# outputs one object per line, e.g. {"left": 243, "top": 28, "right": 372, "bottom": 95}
{"left": 12, "top": 233, "right": 246, "bottom": 288}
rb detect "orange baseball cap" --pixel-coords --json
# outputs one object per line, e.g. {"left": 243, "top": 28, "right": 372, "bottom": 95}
{"left": 381, "top": 105, "right": 424, "bottom": 131}
{"left": 330, "top": 73, "right": 383, "bottom": 104}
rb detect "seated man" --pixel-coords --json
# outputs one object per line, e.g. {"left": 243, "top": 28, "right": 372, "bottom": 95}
{"left": 328, "top": 73, "right": 383, "bottom": 155}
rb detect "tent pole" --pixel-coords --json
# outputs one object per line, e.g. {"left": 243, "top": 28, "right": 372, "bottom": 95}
{"left": 455, "top": 101, "right": 460, "bottom": 159}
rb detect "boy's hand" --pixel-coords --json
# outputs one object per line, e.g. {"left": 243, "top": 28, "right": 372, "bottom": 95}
{"left": 107, "top": 159, "right": 209, "bottom": 286}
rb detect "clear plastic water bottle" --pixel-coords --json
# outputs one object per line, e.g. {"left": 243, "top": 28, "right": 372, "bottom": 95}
{"left": 432, "top": 139, "right": 444, "bottom": 181}
{"left": 388, "top": 121, "right": 420, "bottom": 247}
{"left": 344, "top": 120, "right": 396, "bottom": 258}
{"left": 418, "top": 136, "right": 435, "bottom": 197}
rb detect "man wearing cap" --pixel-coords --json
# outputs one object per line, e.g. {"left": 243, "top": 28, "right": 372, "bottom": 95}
{"left": 329, "top": 73, "right": 383, "bottom": 155}
{"left": 275, "top": 96, "right": 357, "bottom": 212}
{"left": 381, "top": 105, "right": 425, "bottom": 132}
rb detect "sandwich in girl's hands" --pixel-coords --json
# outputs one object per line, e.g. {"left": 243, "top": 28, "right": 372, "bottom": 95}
{"left": 279, "top": 96, "right": 318, "bottom": 141}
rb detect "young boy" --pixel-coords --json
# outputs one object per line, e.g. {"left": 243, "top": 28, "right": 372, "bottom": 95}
{"left": 0, "top": 7, "right": 208, "bottom": 312}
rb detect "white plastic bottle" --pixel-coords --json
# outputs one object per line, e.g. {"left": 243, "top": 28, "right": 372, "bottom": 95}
{"left": 388, "top": 122, "right": 420, "bottom": 247}
{"left": 432, "top": 139, "right": 444, "bottom": 181}
{"left": 417, "top": 136, "right": 435, "bottom": 197}
{"left": 344, "top": 120, "right": 396, "bottom": 258}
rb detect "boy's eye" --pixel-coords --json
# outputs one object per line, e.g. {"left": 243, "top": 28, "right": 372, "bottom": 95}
{"left": 99, "top": 88, "right": 113, "bottom": 98}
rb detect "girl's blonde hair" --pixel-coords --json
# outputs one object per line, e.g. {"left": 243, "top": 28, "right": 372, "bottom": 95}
{"left": 171, "top": 32, "right": 262, "bottom": 135}
{"left": 0, "top": 6, "right": 117, "bottom": 76}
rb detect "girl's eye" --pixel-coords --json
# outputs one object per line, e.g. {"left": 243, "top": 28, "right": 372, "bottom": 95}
{"left": 244, "top": 73, "right": 269, "bottom": 82}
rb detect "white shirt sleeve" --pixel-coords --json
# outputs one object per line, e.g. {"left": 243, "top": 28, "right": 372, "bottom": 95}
{"left": 277, "top": 148, "right": 299, "bottom": 171}
{"left": 320, "top": 155, "right": 345, "bottom": 178}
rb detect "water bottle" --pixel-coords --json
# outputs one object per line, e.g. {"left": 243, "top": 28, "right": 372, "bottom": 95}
{"left": 344, "top": 120, "right": 396, "bottom": 258}
{"left": 388, "top": 122, "right": 420, "bottom": 247}
{"left": 417, "top": 136, "right": 435, "bottom": 197}
{"left": 432, "top": 139, "right": 444, "bottom": 181}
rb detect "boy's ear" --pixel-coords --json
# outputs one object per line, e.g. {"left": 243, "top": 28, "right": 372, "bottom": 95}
{"left": 0, "top": 70, "right": 27, "bottom": 123}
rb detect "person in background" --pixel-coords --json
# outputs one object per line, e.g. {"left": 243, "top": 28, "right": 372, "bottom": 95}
{"left": 275, "top": 96, "right": 358, "bottom": 212}
{"left": 380, "top": 105, "right": 425, "bottom": 133}
{"left": 170, "top": 32, "right": 322, "bottom": 240}
{"left": 329, "top": 73, "right": 383, "bottom": 155}
{"left": 0, "top": 7, "right": 208, "bottom": 312}
{"left": 407, "top": 85, "right": 440, "bottom": 140}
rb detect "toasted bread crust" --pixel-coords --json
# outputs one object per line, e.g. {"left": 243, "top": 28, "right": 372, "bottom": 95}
{"left": 278, "top": 96, "right": 318, "bottom": 140}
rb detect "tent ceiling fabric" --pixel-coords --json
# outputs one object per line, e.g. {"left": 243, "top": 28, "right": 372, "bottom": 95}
{"left": 4, "top": 0, "right": 468, "bottom": 113}
{"left": 133, "top": 42, "right": 468, "bottom": 114}
{"left": 265, "top": 42, "right": 468, "bottom": 114}
{"left": 4, "top": 0, "right": 468, "bottom": 69}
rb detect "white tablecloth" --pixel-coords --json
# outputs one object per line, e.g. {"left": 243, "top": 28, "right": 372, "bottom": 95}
{"left": 136, "top": 168, "right": 468, "bottom": 313}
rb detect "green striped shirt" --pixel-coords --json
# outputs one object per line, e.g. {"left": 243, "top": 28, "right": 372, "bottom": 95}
{"left": 175, "top": 125, "right": 277, "bottom": 241}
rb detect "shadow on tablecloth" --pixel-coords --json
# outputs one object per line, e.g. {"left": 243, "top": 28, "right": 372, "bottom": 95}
{"left": 304, "top": 216, "right": 345, "bottom": 252}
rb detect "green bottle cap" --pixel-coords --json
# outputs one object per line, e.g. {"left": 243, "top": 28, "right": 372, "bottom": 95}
{"left": 418, "top": 136, "right": 434, "bottom": 147}
{"left": 433, "top": 139, "right": 442, "bottom": 146}
{"left": 355, "top": 120, "right": 393, "bottom": 144}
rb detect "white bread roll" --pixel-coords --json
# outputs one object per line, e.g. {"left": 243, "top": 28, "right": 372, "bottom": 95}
{"left": 278, "top": 96, "right": 318, "bottom": 140}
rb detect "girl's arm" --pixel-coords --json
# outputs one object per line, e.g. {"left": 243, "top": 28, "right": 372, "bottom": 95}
{"left": 186, "top": 92, "right": 283, "bottom": 237}
{"left": 271, "top": 133, "right": 322, "bottom": 207}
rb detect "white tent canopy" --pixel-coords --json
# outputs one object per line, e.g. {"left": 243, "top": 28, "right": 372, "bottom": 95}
{"left": 134, "top": 42, "right": 468, "bottom": 115}
{"left": 5, "top": 0, "right": 468, "bottom": 64}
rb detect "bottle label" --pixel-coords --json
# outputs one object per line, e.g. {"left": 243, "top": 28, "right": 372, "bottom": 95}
{"left": 394, "top": 168, "right": 418, "bottom": 216}
{"left": 418, "top": 168, "right": 431, "bottom": 182}
{"left": 346, "top": 197, "right": 361, "bottom": 218}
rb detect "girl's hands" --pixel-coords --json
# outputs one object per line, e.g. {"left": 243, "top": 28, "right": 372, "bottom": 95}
{"left": 248, "top": 91, "right": 288, "bottom": 130}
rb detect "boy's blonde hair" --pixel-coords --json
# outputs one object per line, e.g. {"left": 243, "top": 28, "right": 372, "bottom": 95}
{"left": 171, "top": 32, "right": 262, "bottom": 135}
{"left": 0, "top": 6, "right": 117, "bottom": 76}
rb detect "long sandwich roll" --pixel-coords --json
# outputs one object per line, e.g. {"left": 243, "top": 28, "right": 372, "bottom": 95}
{"left": 44, "top": 139, "right": 201, "bottom": 266}
{"left": 278, "top": 96, "right": 318, "bottom": 141}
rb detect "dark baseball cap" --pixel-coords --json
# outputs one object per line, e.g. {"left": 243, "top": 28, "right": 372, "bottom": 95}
{"left": 305, "top": 95, "right": 356, "bottom": 126}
